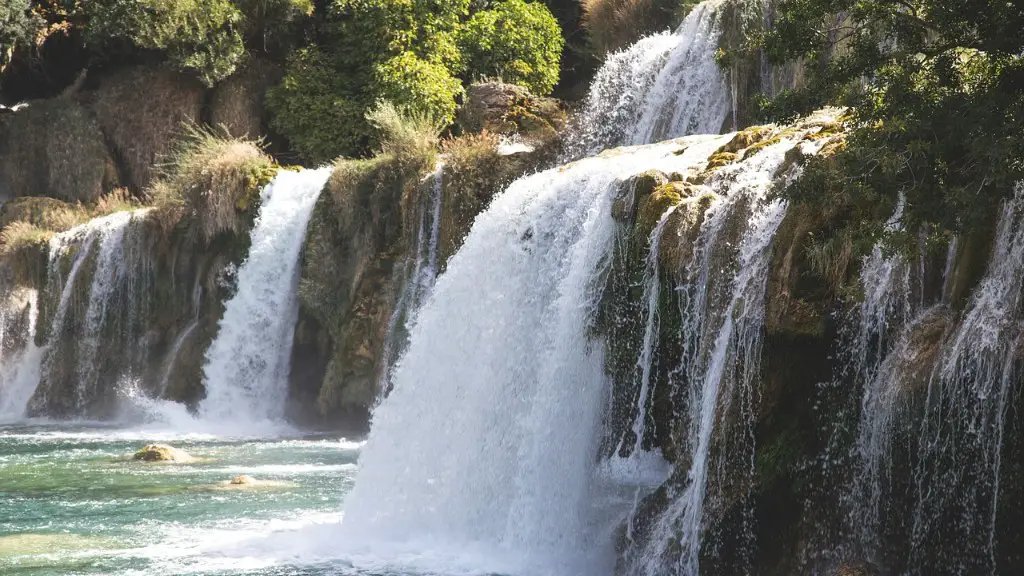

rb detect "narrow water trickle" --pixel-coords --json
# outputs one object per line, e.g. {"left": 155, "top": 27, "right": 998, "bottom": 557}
{"left": 199, "top": 167, "right": 332, "bottom": 426}
{"left": 0, "top": 290, "right": 42, "bottom": 421}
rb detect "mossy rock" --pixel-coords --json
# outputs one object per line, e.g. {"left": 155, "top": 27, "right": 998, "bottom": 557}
{"left": 612, "top": 170, "right": 669, "bottom": 223}
{"left": 457, "top": 82, "right": 566, "bottom": 138}
{"left": 717, "top": 125, "right": 774, "bottom": 154}
{"left": 635, "top": 181, "right": 703, "bottom": 238}
{"left": 0, "top": 197, "right": 79, "bottom": 230}
{"left": 209, "top": 59, "right": 283, "bottom": 139}
{"left": 706, "top": 152, "right": 738, "bottom": 170}
{"left": 132, "top": 443, "right": 195, "bottom": 463}
{"left": 0, "top": 99, "right": 114, "bottom": 203}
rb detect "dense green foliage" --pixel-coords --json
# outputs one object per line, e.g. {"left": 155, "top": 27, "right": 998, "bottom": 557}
{"left": 459, "top": 0, "right": 564, "bottom": 94}
{"left": 267, "top": 0, "right": 564, "bottom": 162}
{"left": 79, "top": 0, "right": 246, "bottom": 86}
{"left": 761, "top": 0, "right": 1024, "bottom": 238}
{"left": 0, "top": 0, "right": 41, "bottom": 70}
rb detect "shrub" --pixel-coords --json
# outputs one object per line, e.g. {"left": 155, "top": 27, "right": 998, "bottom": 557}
{"left": 459, "top": 0, "right": 564, "bottom": 95}
{"left": 79, "top": 0, "right": 245, "bottom": 86}
{"left": 374, "top": 52, "right": 463, "bottom": 129}
{"left": 0, "top": 0, "right": 41, "bottom": 71}
{"left": 366, "top": 101, "right": 442, "bottom": 168}
{"left": 149, "top": 125, "right": 277, "bottom": 240}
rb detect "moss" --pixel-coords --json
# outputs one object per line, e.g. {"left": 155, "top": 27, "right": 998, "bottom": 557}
{"left": 717, "top": 125, "right": 774, "bottom": 154}
{"left": 706, "top": 151, "right": 738, "bottom": 170}
{"left": 0, "top": 98, "right": 114, "bottom": 203}
{"left": 635, "top": 182, "right": 688, "bottom": 238}
{"left": 755, "top": 421, "right": 806, "bottom": 487}
{"left": 741, "top": 136, "right": 783, "bottom": 159}
{"left": 0, "top": 223, "right": 53, "bottom": 288}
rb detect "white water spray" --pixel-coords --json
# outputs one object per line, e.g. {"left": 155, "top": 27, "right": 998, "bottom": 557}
{"left": 567, "top": 0, "right": 729, "bottom": 157}
{"left": 199, "top": 167, "right": 332, "bottom": 426}
{"left": 341, "top": 135, "right": 728, "bottom": 574}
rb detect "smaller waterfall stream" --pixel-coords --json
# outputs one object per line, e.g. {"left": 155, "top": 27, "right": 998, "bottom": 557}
{"left": 199, "top": 167, "right": 332, "bottom": 426}
{"left": 909, "top": 186, "right": 1024, "bottom": 573}
{"left": 0, "top": 290, "right": 42, "bottom": 420}
{"left": 566, "top": 0, "right": 729, "bottom": 156}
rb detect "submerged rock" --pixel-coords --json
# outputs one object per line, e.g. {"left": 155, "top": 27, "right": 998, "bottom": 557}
{"left": 189, "top": 475, "right": 297, "bottom": 491}
{"left": 229, "top": 474, "right": 254, "bottom": 485}
{"left": 132, "top": 444, "right": 194, "bottom": 463}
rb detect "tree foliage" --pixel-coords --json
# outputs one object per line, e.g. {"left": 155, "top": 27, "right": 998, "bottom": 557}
{"left": 761, "top": 0, "right": 1024, "bottom": 236}
{"left": 460, "top": 0, "right": 564, "bottom": 95}
{"left": 0, "top": 0, "right": 41, "bottom": 70}
{"left": 268, "top": 0, "right": 564, "bottom": 162}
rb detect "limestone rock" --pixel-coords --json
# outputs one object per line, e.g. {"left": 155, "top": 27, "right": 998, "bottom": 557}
{"left": 457, "top": 82, "right": 565, "bottom": 139}
{"left": 210, "top": 59, "right": 283, "bottom": 139}
{"left": 0, "top": 99, "right": 115, "bottom": 203}
{"left": 229, "top": 474, "right": 254, "bottom": 485}
{"left": 132, "top": 443, "right": 195, "bottom": 463}
{"left": 89, "top": 65, "right": 203, "bottom": 193}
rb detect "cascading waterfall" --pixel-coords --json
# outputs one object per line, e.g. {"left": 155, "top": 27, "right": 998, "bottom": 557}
{"left": 199, "top": 167, "right": 332, "bottom": 425}
{"left": 566, "top": 0, "right": 730, "bottom": 157}
{"left": 845, "top": 199, "right": 913, "bottom": 555}
{"left": 618, "top": 206, "right": 678, "bottom": 458}
{"left": 378, "top": 163, "right": 445, "bottom": 397}
{"left": 909, "top": 186, "right": 1024, "bottom": 573}
{"left": 340, "top": 134, "right": 729, "bottom": 574}
{"left": 74, "top": 210, "right": 139, "bottom": 411}
{"left": 0, "top": 290, "right": 42, "bottom": 420}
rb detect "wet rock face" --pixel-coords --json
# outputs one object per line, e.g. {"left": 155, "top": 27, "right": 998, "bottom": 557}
{"left": 457, "top": 82, "right": 566, "bottom": 140}
{"left": 0, "top": 99, "right": 115, "bottom": 203}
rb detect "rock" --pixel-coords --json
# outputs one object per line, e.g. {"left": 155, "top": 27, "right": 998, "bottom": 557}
{"left": 0, "top": 99, "right": 115, "bottom": 203}
{"left": 229, "top": 474, "right": 255, "bottom": 485}
{"left": 209, "top": 59, "right": 283, "bottom": 139}
{"left": 457, "top": 82, "right": 566, "bottom": 139}
{"left": 132, "top": 443, "right": 195, "bottom": 463}
{"left": 89, "top": 65, "right": 203, "bottom": 193}
{"left": 833, "top": 562, "right": 880, "bottom": 576}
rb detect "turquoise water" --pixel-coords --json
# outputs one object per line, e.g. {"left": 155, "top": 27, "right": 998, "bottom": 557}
{"left": 0, "top": 422, "right": 365, "bottom": 576}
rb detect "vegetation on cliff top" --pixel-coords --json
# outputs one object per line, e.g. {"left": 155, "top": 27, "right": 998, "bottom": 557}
{"left": 760, "top": 0, "right": 1024, "bottom": 245}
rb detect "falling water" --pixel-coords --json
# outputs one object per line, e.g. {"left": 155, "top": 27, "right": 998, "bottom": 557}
{"left": 0, "top": 290, "right": 42, "bottom": 420}
{"left": 199, "top": 167, "right": 332, "bottom": 425}
{"left": 566, "top": 0, "right": 729, "bottom": 157}
{"left": 846, "top": 199, "right": 913, "bottom": 555}
{"left": 158, "top": 277, "right": 203, "bottom": 396}
{"left": 630, "top": 136, "right": 819, "bottom": 576}
{"left": 618, "top": 205, "right": 679, "bottom": 458}
{"left": 909, "top": 186, "right": 1024, "bottom": 573}
{"left": 378, "top": 163, "right": 445, "bottom": 397}
{"left": 74, "top": 210, "right": 138, "bottom": 411}
{"left": 340, "top": 134, "right": 728, "bottom": 574}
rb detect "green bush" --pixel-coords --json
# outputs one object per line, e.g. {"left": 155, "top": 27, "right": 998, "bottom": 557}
{"left": 79, "top": 0, "right": 245, "bottom": 86}
{"left": 268, "top": 0, "right": 470, "bottom": 162}
{"left": 0, "top": 0, "right": 41, "bottom": 70}
{"left": 459, "top": 0, "right": 563, "bottom": 95}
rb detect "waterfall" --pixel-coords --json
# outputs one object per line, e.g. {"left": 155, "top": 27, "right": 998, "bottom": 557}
{"left": 339, "top": 134, "right": 729, "bottom": 573}
{"left": 0, "top": 290, "right": 42, "bottom": 421}
{"left": 628, "top": 135, "right": 821, "bottom": 575}
{"left": 158, "top": 277, "right": 203, "bottom": 396}
{"left": 618, "top": 205, "right": 678, "bottom": 458}
{"left": 199, "top": 167, "right": 332, "bottom": 426}
{"left": 74, "top": 210, "right": 138, "bottom": 411}
{"left": 566, "top": 0, "right": 729, "bottom": 157}
{"left": 378, "top": 163, "right": 445, "bottom": 398}
{"left": 909, "top": 186, "right": 1024, "bottom": 573}
{"left": 846, "top": 199, "right": 913, "bottom": 555}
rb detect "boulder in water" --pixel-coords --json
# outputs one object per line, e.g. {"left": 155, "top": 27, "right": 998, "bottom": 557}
{"left": 229, "top": 474, "right": 255, "bottom": 485}
{"left": 132, "top": 444, "right": 194, "bottom": 463}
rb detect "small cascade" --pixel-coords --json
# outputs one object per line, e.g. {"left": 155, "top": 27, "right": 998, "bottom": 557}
{"left": 845, "top": 199, "right": 913, "bottom": 555}
{"left": 30, "top": 210, "right": 151, "bottom": 417}
{"left": 378, "top": 163, "right": 445, "bottom": 398}
{"left": 566, "top": 0, "right": 729, "bottom": 157}
{"left": 199, "top": 167, "right": 332, "bottom": 426}
{"left": 909, "top": 187, "right": 1024, "bottom": 573}
{"left": 340, "top": 133, "right": 728, "bottom": 572}
{"left": 158, "top": 277, "right": 203, "bottom": 396}
{"left": 628, "top": 135, "right": 820, "bottom": 576}
{"left": 74, "top": 210, "right": 137, "bottom": 411}
{"left": 619, "top": 206, "right": 678, "bottom": 458}
{"left": 0, "top": 290, "right": 43, "bottom": 421}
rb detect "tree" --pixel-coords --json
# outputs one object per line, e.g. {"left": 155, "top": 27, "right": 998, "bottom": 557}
{"left": 0, "top": 0, "right": 41, "bottom": 72}
{"left": 761, "top": 0, "right": 1024, "bottom": 236}
{"left": 459, "top": 0, "right": 564, "bottom": 95}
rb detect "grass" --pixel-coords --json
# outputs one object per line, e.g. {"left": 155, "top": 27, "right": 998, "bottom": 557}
{"left": 148, "top": 124, "right": 277, "bottom": 241}
{"left": 365, "top": 101, "right": 442, "bottom": 170}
